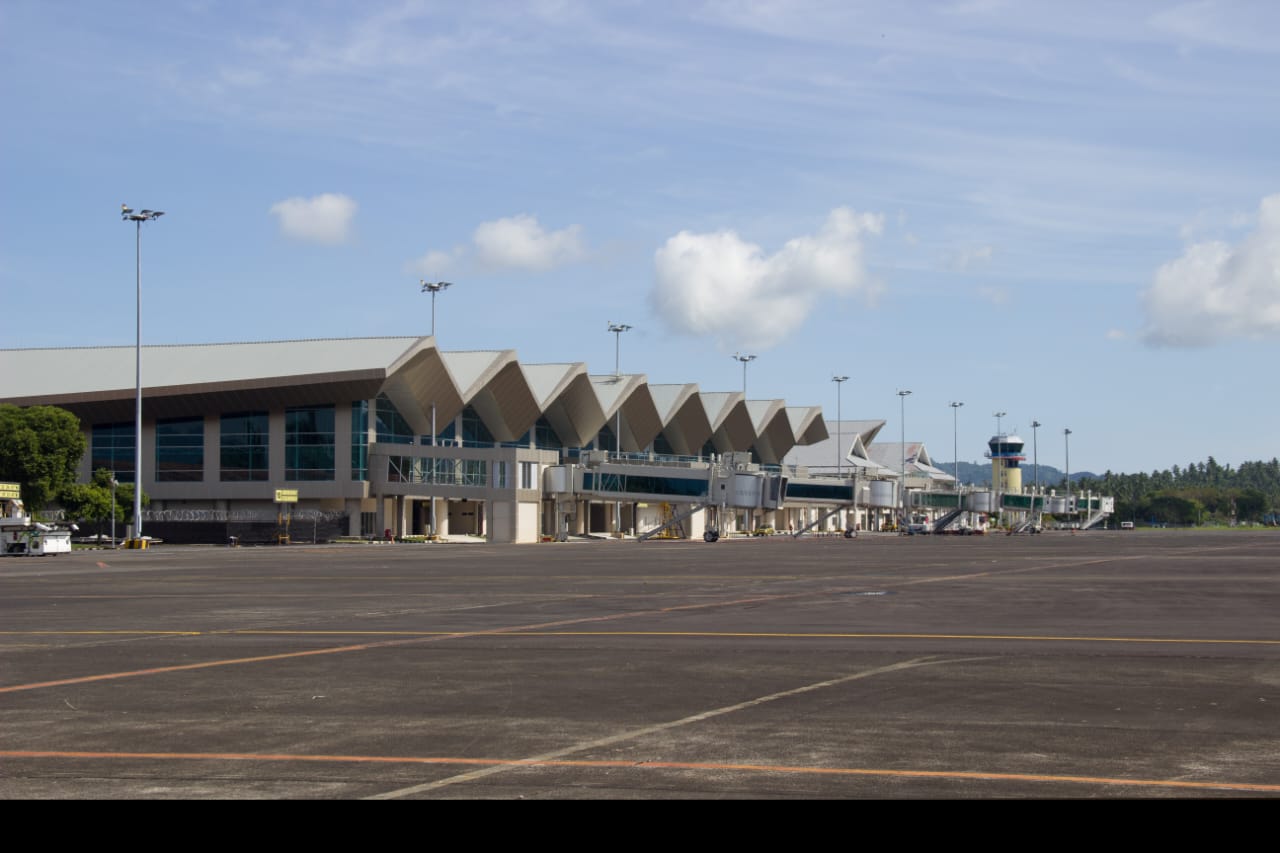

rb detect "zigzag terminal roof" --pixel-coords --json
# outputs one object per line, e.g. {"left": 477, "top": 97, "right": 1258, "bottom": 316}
{"left": 1, "top": 336, "right": 833, "bottom": 455}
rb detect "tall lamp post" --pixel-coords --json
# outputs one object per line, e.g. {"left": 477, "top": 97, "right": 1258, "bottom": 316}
{"left": 110, "top": 473, "right": 118, "bottom": 549}
{"left": 733, "top": 353, "right": 756, "bottom": 396}
{"left": 608, "top": 322, "right": 632, "bottom": 536}
{"left": 833, "top": 375, "right": 849, "bottom": 534}
{"left": 832, "top": 376, "right": 848, "bottom": 475}
{"left": 1064, "top": 428, "right": 1072, "bottom": 522}
{"left": 949, "top": 401, "right": 963, "bottom": 490}
{"left": 898, "top": 390, "right": 911, "bottom": 530}
{"left": 607, "top": 322, "right": 632, "bottom": 456}
{"left": 121, "top": 205, "right": 163, "bottom": 543}
{"left": 1030, "top": 420, "right": 1041, "bottom": 526}
{"left": 420, "top": 280, "right": 454, "bottom": 539}
{"left": 420, "top": 280, "right": 453, "bottom": 337}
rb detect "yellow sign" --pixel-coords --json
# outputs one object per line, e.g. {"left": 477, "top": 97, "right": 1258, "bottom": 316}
{"left": 274, "top": 489, "right": 298, "bottom": 503}
{"left": 0, "top": 483, "right": 21, "bottom": 500}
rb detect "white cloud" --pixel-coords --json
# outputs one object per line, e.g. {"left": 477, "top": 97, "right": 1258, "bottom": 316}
{"left": 473, "top": 215, "right": 585, "bottom": 271}
{"left": 1106, "top": 328, "right": 1128, "bottom": 341}
{"left": 1141, "top": 193, "right": 1280, "bottom": 347}
{"left": 269, "top": 193, "right": 357, "bottom": 245}
{"left": 411, "top": 248, "right": 461, "bottom": 277}
{"left": 651, "top": 207, "right": 884, "bottom": 350}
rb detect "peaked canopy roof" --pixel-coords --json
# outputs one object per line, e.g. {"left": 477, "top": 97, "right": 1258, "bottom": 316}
{"left": 1, "top": 336, "right": 835, "bottom": 457}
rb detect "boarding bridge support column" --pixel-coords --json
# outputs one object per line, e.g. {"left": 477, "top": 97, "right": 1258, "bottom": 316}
{"left": 793, "top": 505, "right": 856, "bottom": 538}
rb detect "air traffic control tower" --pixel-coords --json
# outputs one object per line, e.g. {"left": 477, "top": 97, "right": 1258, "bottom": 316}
{"left": 987, "top": 433, "right": 1025, "bottom": 496}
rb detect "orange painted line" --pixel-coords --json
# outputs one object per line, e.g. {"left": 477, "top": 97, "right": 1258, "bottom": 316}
{"left": 3, "top": 750, "right": 1276, "bottom": 794}
{"left": 0, "top": 592, "right": 792, "bottom": 695}
{"left": 0, "top": 631, "right": 201, "bottom": 636}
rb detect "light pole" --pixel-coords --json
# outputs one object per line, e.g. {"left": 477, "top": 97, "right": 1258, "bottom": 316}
{"left": 420, "top": 280, "right": 453, "bottom": 539}
{"left": 608, "top": 322, "right": 631, "bottom": 379}
{"left": 121, "top": 205, "right": 163, "bottom": 543}
{"left": 420, "top": 280, "right": 453, "bottom": 337}
{"left": 733, "top": 353, "right": 756, "bottom": 396}
{"left": 1031, "top": 420, "right": 1041, "bottom": 526}
{"left": 949, "top": 401, "right": 963, "bottom": 490}
{"left": 607, "top": 322, "right": 632, "bottom": 457}
{"left": 608, "top": 322, "right": 632, "bottom": 536}
{"left": 832, "top": 376, "right": 848, "bottom": 475}
{"left": 110, "top": 473, "right": 118, "bottom": 549}
{"left": 898, "top": 390, "right": 911, "bottom": 530}
{"left": 1064, "top": 428, "right": 1072, "bottom": 520}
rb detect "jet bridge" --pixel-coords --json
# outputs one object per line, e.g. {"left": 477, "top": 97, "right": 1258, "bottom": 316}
{"left": 543, "top": 454, "right": 788, "bottom": 542}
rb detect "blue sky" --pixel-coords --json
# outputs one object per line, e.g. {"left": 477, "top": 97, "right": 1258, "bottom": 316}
{"left": 3, "top": 1, "right": 1277, "bottom": 475}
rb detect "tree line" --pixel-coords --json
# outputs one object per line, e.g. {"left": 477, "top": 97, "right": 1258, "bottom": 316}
{"left": 1073, "top": 457, "right": 1280, "bottom": 525}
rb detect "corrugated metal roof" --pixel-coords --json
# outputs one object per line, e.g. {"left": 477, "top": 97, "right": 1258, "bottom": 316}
{"left": 0, "top": 337, "right": 419, "bottom": 399}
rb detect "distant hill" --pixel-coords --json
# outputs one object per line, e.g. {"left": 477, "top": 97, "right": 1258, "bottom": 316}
{"left": 933, "top": 461, "right": 1097, "bottom": 488}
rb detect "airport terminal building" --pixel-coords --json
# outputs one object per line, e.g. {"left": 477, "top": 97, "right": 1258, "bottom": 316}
{"left": 1, "top": 336, "right": 875, "bottom": 543}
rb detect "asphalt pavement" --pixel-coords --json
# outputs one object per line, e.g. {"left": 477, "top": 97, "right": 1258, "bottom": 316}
{"left": 2, "top": 529, "right": 1277, "bottom": 799}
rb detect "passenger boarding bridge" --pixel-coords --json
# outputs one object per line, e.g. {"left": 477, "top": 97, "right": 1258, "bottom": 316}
{"left": 544, "top": 452, "right": 1113, "bottom": 541}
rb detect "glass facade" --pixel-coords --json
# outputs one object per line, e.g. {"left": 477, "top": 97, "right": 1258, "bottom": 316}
{"left": 286, "top": 405, "right": 336, "bottom": 481}
{"left": 351, "top": 400, "right": 369, "bottom": 481}
{"left": 786, "top": 482, "right": 855, "bottom": 501}
{"left": 582, "top": 471, "right": 708, "bottom": 498}
{"left": 434, "top": 421, "right": 457, "bottom": 445}
{"left": 221, "top": 412, "right": 269, "bottom": 482}
{"left": 387, "top": 456, "right": 487, "bottom": 487}
{"left": 534, "top": 417, "right": 562, "bottom": 450}
{"left": 595, "top": 423, "right": 617, "bottom": 453}
{"left": 505, "top": 417, "right": 565, "bottom": 450}
{"left": 376, "top": 394, "right": 415, "bottom": 445}
{"left": 91, "top": 422, "right": 135, "bottom": 482}
{"left": 156, "top": 417, "right": 204, "bottom": 482}
{"left": 460, "top": 406, "right": 494, "bottom": 447}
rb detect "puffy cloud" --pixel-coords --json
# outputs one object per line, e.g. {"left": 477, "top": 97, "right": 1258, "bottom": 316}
{"left": 269, "top": 193, "right": 357, "bottom": 245}
{"left": 473, "top": 214, "right": 585, "bottom": 271}
{"left": 652, "top": 208, "right": 884, "bottom": 350}
{"left": 411, "top": 248, "right": 460, "bottom": 277}
{"left": 1141, "top": 194, "right": 1280, "bottom": 347}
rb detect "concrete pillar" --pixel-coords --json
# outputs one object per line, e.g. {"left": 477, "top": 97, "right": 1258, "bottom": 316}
{"left": 204, "top": 414, "right": 220, "bottom": 484}
{"left": 268, "top": 409, "right": 286, "bottom": 483}
{"left": 334, "top": 401, "right": 353, "bottom": 482}
{"left": 345, "top": 499, "right": 362, "bottom": 537}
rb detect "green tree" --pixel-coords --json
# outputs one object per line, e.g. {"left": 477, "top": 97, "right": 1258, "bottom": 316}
{"left": 59, "top": 469, "right": 145, "bottom": 540}
{"left": 1235, "top": 488, "right": 1269, "bottom": 522}
{"left": 1143, "top": 492, "right": 1204, "bottom": 525}
{"left": 0, "top": 404, "right": 87, "bottom": 511}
